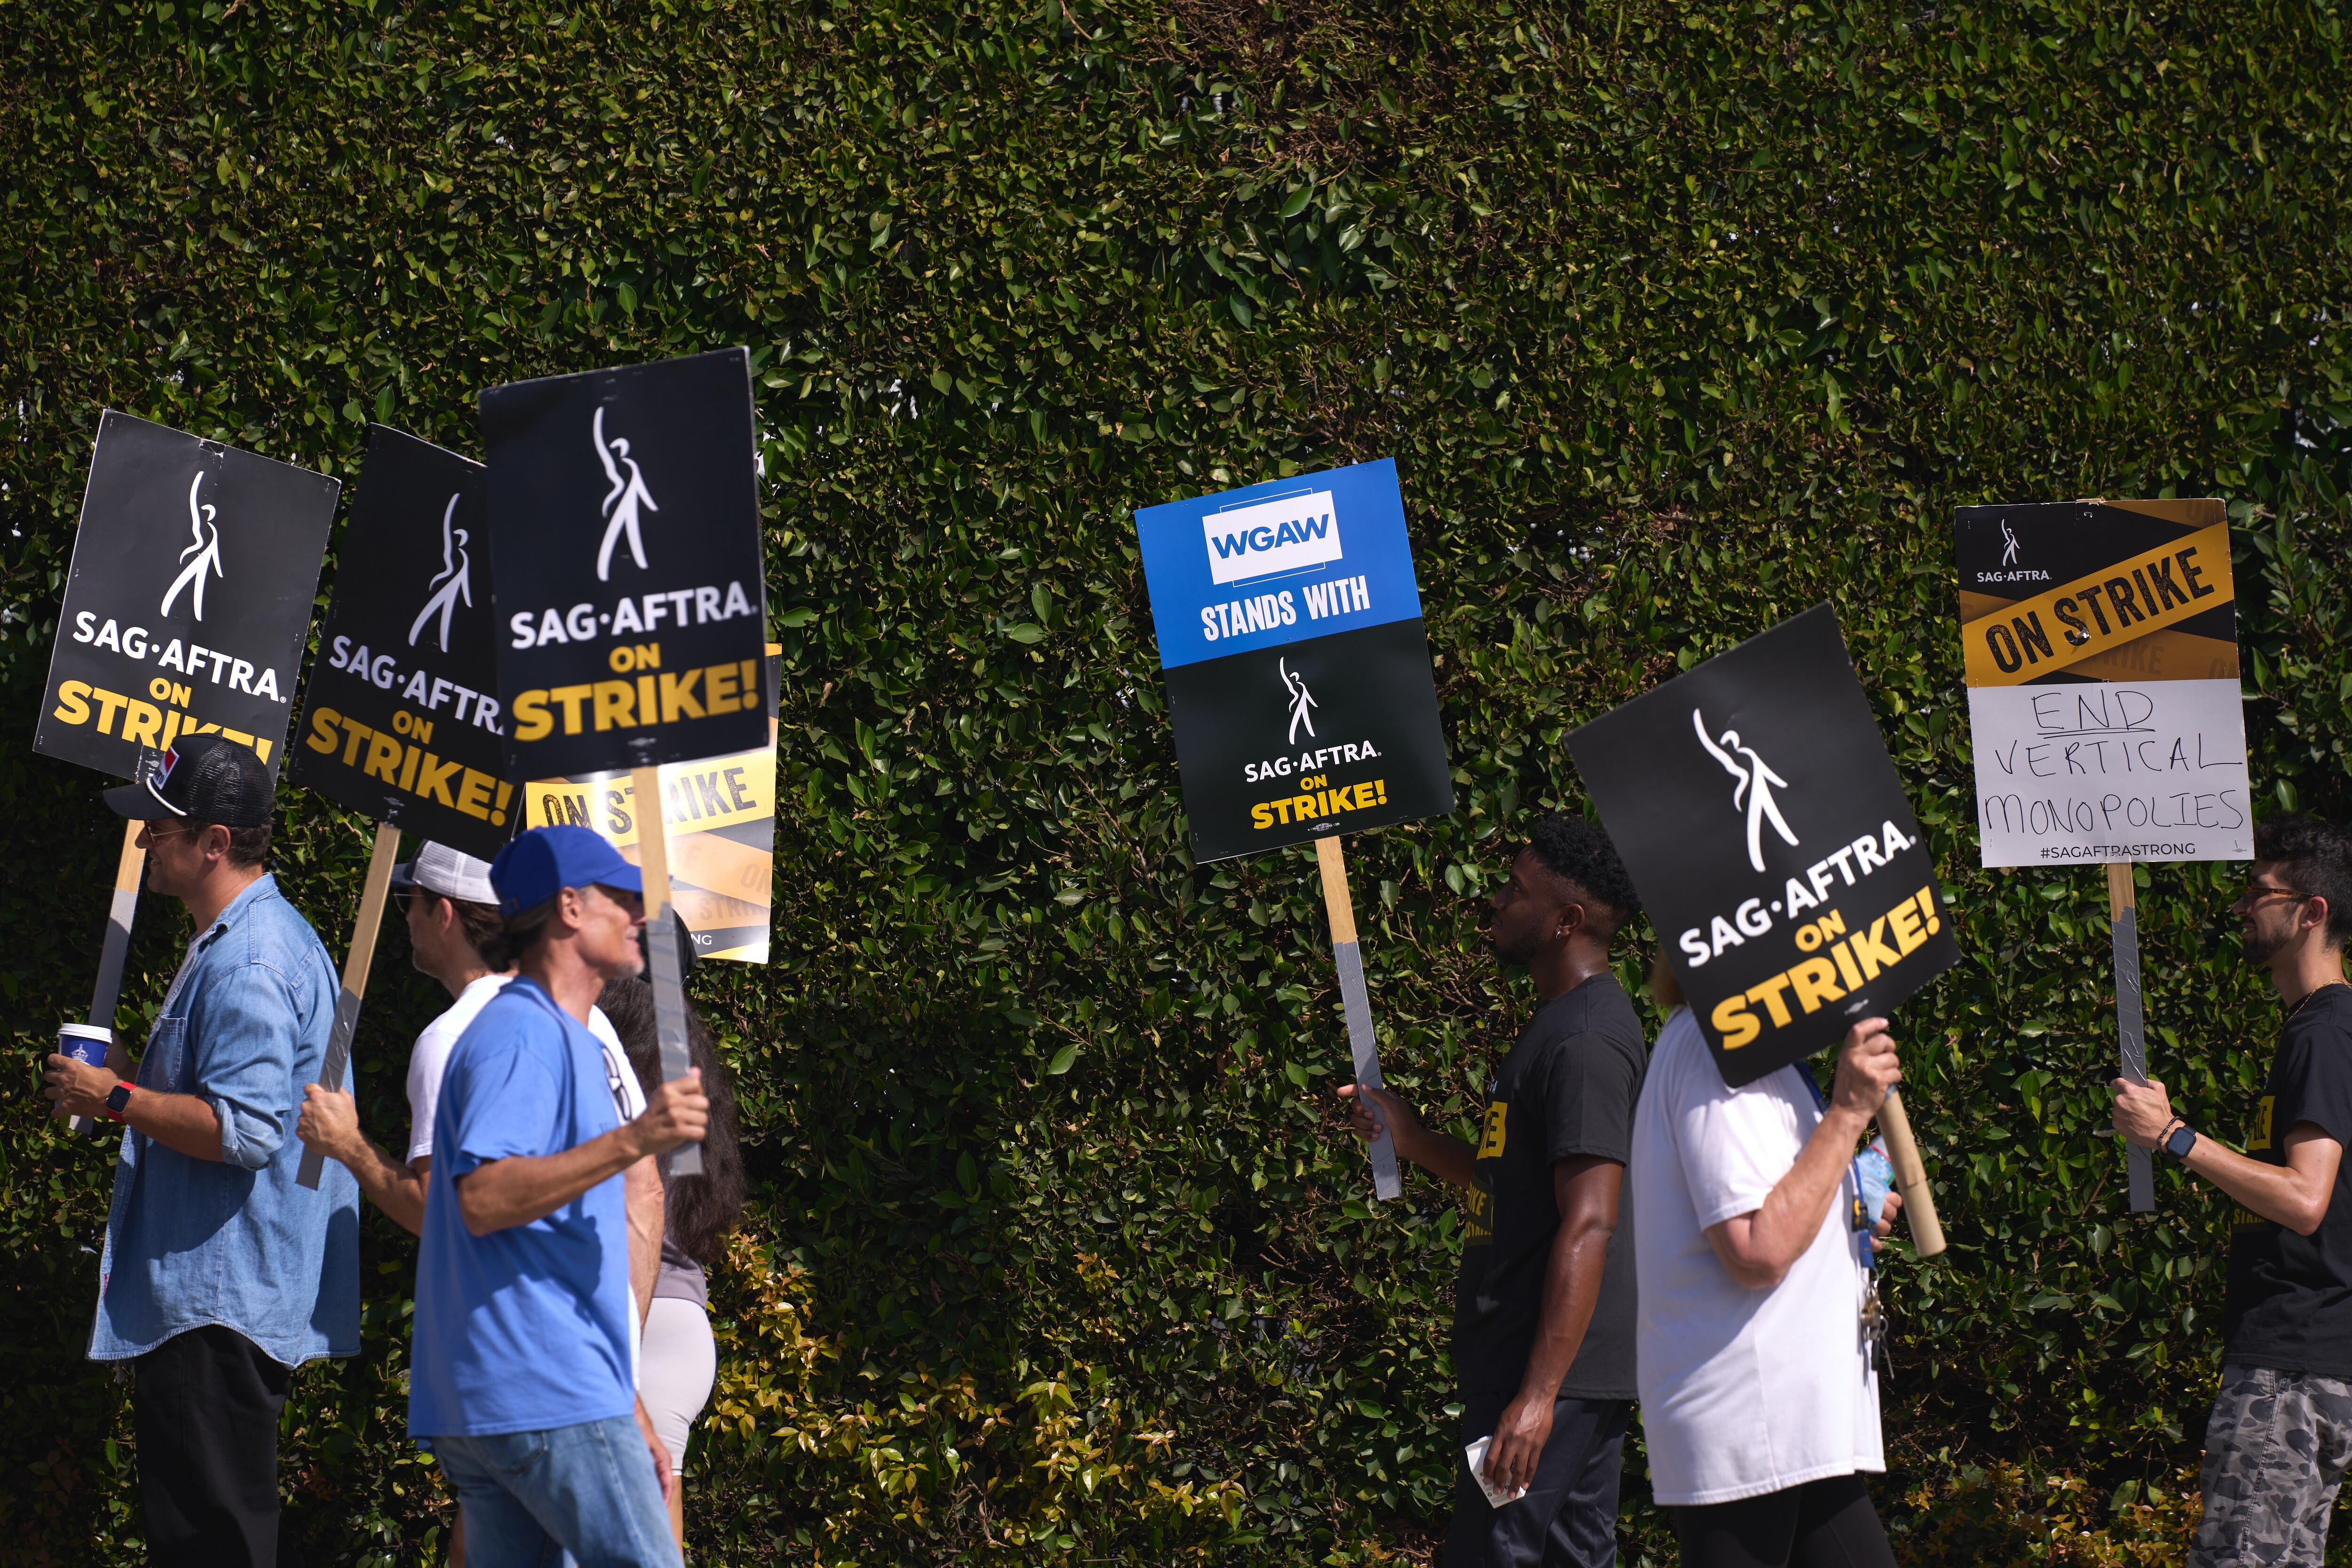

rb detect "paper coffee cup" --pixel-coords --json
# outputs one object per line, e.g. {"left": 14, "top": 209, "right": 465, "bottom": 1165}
{"left": 57, "top": 1022, "right": 112, "bottom": 1066}
{"left": 56, "top": 1023, "right": 112, "bottom": 1134}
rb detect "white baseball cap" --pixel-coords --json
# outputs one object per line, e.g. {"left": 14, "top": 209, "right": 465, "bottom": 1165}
{"left": 389, "top": 842, "right": 499, "bottom": 907}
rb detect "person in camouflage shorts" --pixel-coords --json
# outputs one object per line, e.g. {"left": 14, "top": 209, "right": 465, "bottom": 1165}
{"left": 2114, "top": 817, "right": 2352, "bottom": 1568}
{"left": 2193, "top": 1367, "right": 2352, "bottom": 1563}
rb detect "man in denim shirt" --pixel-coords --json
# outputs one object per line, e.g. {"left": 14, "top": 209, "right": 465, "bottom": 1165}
{"left": 44, "top": 735, "right": 358, "bottom": 1568}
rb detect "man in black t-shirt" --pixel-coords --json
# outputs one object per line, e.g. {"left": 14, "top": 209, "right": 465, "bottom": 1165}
{"left": 2113, "top": 815, "right": 2352, "bottom": 1567}
{"left": 1341, "top": 815, "right": 1646, "bottom": 1568}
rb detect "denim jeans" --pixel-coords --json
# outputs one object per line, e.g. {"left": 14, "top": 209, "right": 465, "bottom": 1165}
{"left": 432, "top": 1414, "right": 678, "bottom": 1568}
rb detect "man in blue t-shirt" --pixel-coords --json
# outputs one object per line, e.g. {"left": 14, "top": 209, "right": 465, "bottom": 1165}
{"left": 409, "top": 825, "right": 709, "bottom": 1566}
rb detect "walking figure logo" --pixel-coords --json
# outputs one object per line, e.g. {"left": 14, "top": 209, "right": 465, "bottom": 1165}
{"left": 406, "top": 493, "right": 472, "bottom": 652}
{"left": 591, "top": 405, "right": 657, "bottom": 582}
{"left": 1693, "top": 708, "right": 1800, "bottom": 874}
{"left": 2000, "top": 519, "right": 2020, "bottom": 567}
{"left": 159, "top": 472, "right": 225, "bottom": 621}
{"left": 1281, "top": 658, "right": 1318, "bottom": 745}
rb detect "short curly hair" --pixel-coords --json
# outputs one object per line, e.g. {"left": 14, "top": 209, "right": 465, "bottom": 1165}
{"left": 1525, "top": 813, "right": 1641, "bottom": 942}
{"left": 2255, "top": 814, "right": 2352, "bottom": 948}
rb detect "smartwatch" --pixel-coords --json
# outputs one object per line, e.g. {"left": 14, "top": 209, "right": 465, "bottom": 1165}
{"left": 104, "top": 1082, "right": 134, "bottom": 1122}
{"left": 2161, "top": 1121, "right": 2197, "bottom": 1162}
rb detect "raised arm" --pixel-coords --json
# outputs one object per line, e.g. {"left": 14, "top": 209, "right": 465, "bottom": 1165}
{"left": 456, "top": 1071, "right": 707, "bottom": 1237}
{"left": 1706, "top": 1019, "right": 1900, "bottom": 1289}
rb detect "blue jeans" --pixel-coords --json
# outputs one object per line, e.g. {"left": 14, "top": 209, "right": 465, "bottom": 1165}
{"left": 432, "top": 1414, "right": 679, "bottom": 1568}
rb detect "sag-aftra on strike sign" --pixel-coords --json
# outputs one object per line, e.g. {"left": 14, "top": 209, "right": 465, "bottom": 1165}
{"left": 288, "top": 426, "right": 516, "bottom": 860}
{"left": 1133, "top": 458, "right": 1453, "bottom": 862}
{"left": 482, "top": 349, "right": 769, "bottom": 779}
{"left": 38, "top": 412, "right": 338, "bottom": 784}
{"left": 1570, "top": 605, "right": 1959, "bottom": 1086}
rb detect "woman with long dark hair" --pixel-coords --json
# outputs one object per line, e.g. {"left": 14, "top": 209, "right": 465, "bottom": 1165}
{"left": 596, "top": 969, "right": 747, "bottom": 1554}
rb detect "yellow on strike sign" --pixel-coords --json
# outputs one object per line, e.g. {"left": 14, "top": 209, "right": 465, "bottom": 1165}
{"left": 1959, "top": 516, "right": 2232, "bottom": 688}
{"left": 524, "top": 648, "right": 779, "bottom": 963}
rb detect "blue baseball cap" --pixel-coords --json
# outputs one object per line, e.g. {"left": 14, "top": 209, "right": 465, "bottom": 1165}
{"left": 488, "top": 825, "right": 644, "bottom": 918}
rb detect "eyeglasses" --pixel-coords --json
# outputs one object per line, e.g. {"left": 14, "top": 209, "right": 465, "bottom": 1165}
{"left": 143, "top": 822, "right": 196, "bottom": 844}
{"left": 2239, "top": 884, "right": 2311, "bottom": 909}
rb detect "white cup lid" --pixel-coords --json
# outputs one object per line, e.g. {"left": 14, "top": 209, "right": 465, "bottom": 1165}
{"left": 57, "top": 1023, "right": 113, "bottom": 1041}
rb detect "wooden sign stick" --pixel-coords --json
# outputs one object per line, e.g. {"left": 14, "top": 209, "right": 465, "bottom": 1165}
{"left": 71, "top": 820, "right": 149, "bottom": 1135}
{"left": 1315, "top": 835, "right": 1401, "bottom": 1201}
{"left": 2107, "top": 860, "right": 2156, "bottom": 1213}
{"left": 631, "top": 764, "right": 702, "bottom": 1176}
{"left": 1875, "top": 1089, "right": 1946, "bottom": 1257}
{"left": 296, "top": 823, "right": 401, "bottom": 1189}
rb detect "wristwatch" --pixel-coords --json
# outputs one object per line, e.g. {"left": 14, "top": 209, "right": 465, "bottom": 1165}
{"left": 2161, "top": 1121, "right": 2197, "bottom": 1161}
{"left": 103, "top": 1082, "right": 134, "bottom": 1122}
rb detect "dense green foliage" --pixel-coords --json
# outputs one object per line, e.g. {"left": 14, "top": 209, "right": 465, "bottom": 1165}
{"left": 5, "top": 0, "right": 2352, "bottom": 1560}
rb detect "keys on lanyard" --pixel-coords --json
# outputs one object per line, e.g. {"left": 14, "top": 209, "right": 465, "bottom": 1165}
{"left": 1859, "top": 1271, "right": 1888, "bottom": 1377}
{"left": 1800, "top": 1066, "right": 1891, "bottom": 1378}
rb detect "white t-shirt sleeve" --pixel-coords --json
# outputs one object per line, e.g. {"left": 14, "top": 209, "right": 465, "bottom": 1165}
{"left": 588, "top": 1004, "right": 648, "bottom": 1122}
{"left": 405, "top": 1017, "right": 457, "bottom": 1165}
{"left": 1667, "top": 1038, "right": 1810, "bottom": 1233}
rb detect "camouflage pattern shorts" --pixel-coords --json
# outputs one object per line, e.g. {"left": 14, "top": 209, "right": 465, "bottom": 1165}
{"left": 2190, "top": 1364, "right": 2352, "bottom": 1567}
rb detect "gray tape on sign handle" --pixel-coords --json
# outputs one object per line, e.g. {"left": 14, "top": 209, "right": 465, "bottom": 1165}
{"left": 2113, "top": 905, "right": 2154, "bottom": 1214}
{"left": 1334, "top": 940, "right": 1402, "bottom": 1201}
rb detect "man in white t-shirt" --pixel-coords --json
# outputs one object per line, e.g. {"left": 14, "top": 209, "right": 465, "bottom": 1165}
{"left": 298, "top": 844, "right": 663, "bottom": 1309}
{"left": 1629, "top": 969, "right": 1904, "bottom": 1568}
{"left": 298, "top": 843, "right": 655, "bottom": 1243}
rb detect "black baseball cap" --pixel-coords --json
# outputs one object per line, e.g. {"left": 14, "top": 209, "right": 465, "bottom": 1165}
{"left": 103, "top": 734, "right": 274, "bottom": 827}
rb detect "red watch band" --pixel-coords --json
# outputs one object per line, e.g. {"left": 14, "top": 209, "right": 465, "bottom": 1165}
{"left": 104, "top": 1082, "right": 134, "bottom": 1122}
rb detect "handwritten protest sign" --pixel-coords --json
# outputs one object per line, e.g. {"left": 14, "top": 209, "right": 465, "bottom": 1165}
{"left": 1953, "top": 497, "right": 2246, "bottom": 1214}
{"left": 1953, "top": 499, "right": 2248, "bottom": 868}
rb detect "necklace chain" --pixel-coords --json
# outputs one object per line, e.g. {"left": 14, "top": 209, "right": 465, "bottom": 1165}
{"left": 2288, "top": 981, "right": 2348, "bottom": 1023}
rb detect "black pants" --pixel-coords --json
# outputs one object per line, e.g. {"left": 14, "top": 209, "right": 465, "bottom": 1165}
{"left": 1672, "top": 1473, "right": 1895, "bottom": 1568}
{"left": 133, "top": 1325, "right": 293, "bottom": 1568}
{"left": 1446, "top": 1393, "right": 1629, "bottom": 1568}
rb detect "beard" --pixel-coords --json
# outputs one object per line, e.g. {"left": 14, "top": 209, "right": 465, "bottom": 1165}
{"left": 2243, "top": 917, "right": 2294, "bottom": 967}
{"left": 1492, "top": 926, "right": 1542, "bottom": 970}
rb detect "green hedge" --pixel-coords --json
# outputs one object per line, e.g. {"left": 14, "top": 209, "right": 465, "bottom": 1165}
{"left": 5, "top": 0, "right": 2352, "bottom": 1561}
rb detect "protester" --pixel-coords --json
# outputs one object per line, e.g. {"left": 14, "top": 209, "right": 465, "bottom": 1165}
{"left": 1337, "top": 815, "right": 1646, "bottom": 1568}
{"left": 1630, "top": 954, "right": 1902, "bottom": 1568}
{"left": 293, "top": 839, "right": 664, "bottom": 1565}
{"left": 406, "top": 825, "right": 707, "bottom": 1566}
{"left": 600, "top": 965, "right": 749, "bottom": 1551}
{"left": 40, "top": 735, "right": 358, "bottom": 1568}
{"left": 2112, "top": 815, "right": 2352, "bottom": 1566}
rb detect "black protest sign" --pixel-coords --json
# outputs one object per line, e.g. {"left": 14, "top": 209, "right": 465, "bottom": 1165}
{"left": 1568, "top": 603, "right": 1958, "bottom": 1087}
{"left": 37, "top": 411, "right": 338, "bottom": 784}
{"left": 1132, "top": 459, "right": 1454, "bottom": 862}
{"left": 482, "top": 348, "right": 767, "bottom": 779}
{"left": 287, "top": 426, "right": 515, "bottom": 860}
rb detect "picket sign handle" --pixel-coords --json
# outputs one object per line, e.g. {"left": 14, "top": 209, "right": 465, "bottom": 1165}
{"left": 1875, "top": 1089, "right": 1946, "bottom": 1258}
{"left": 71, "top": 820, "right": 149, "bottom": 1136}
{"left": 2107, "top": 860, "right": 2156, "bottom": 1213}
{"left": 1314, "top": 835, "right": 1402, "bottom": 1201}
{"left": 297, "top": 823, "right": 401, "bottom": 1190}
{"left": 631, "top": 765, "right": 702, "bottom": 1177}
